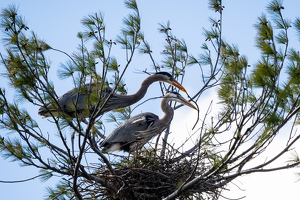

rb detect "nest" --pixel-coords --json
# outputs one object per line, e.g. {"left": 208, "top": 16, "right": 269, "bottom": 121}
{"left": 87, "top": 151, "right": 218, "bottom": 200}
{"left": 114, "top": 160, "right": 194, "bottom": 199}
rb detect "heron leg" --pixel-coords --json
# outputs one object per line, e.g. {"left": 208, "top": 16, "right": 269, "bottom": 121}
{"left": 71, "top": 131, "right": 75, "bottom": 157}
{"left": 133, "top": 147, "right": 144, "bottom": 167}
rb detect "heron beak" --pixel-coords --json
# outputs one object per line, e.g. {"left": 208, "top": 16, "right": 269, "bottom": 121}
{"left": 171, "top": 80, "right": 187, "bottom": 93}
{"left": 180, "top": 97, "right": 197, "bottom": 110}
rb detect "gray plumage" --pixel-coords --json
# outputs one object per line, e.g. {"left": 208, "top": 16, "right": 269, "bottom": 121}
{"left": 100, "top": 92, "right": 197, "bottom": 152}
{"left": 38, "top": 72, "right": 187, "bottom": 119}
{"left": 38, "top": 83, "right": 111, "bottom": 118}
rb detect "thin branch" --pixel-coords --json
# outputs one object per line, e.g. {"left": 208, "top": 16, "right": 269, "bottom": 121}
{"left": 0, "top": 173, "right": 48, "bottom": 184}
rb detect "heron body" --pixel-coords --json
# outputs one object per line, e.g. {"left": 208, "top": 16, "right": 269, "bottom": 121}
{"left": 38, "top": 72, "right": 187, "bottom": 119}
{"left": 100, "top": 92, "right": 197, "bottom": 153}
{"left": 101, "top": 112, "right": 159, "bottom": 152}
{"left": 38, "top": 83, "right": 112, "bottom": 118}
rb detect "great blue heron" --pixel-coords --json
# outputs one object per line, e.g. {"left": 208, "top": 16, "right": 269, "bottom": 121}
{"left": 38, "top": 72, "right": 186, "bottom": 118}
{"left": 100, "top": 91, "right": 197, "bottom": 152}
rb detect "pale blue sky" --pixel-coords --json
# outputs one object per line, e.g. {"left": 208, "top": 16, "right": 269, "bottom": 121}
{"left": 1, "top": 0, "right": 300, "bottom": 199}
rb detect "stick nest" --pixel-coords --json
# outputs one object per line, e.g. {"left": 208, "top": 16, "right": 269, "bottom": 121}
{"left": 89, "top": 151, "right": 217, "bottom": 200}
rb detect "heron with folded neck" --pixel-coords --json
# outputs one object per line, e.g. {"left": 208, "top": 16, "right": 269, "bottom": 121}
{"left": 38, "top": 72, "right": 186, "bottom": 119}
{"left": 100, "top": 91, "right": 197, "bottom": 152}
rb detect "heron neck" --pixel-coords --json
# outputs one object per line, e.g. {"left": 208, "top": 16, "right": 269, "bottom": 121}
{"left": 160, "top": 98, "right": 174, "bottom": 124}
{"left": 125, "top": 75, "right": 160, "bottom": 105}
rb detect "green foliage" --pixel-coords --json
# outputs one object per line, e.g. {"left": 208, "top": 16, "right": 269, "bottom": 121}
{"left": 157, "top": 21, "right": 188, "bottom": 79}
{"left": 267, "top": 0, "right": 291, "bottom": 29}
{"left": 0, "top": 4, "right": 56, "bottom": 110}
{"left": 294, "top": 18, "right": 300, "bottom": 39}
{"left": 276, "top": 30, "right": 288, "bottom": 44}
{"left": 45, "top": 179, "right": 74, "bottom": 200}
{"left": 106, "top": 106, "right": 131, "bottom": 125}
{"left": 39, "top": 169, "right": 53, "bottom": 182}
{"left": 107, "top": 57, "right": 119, "bottom": 72}
{"left": 208, "top": 0, "right": 223, "bottom": 13}
{"left": 139, "top": 38, "right": 152, "bottom": 54}
{"left": 203, "top": 27, "right": 220, "bottom": 42}
{"left": 0, "top": 137, "right": 34, "bottom": 165}
{"left": 251, "top": 57, "right": 276, "bottom": 88}
{"left": 57, "top": 60, "right": 75, "bottom": 80}
{"left": 116, "top": 0, "right": 142, "bottom": 51}
{"left": 287, "top": 49, "right": 300, "bottom": 85}
{"left": 218, "top": 43, "right": 250, "bottom": 106}
{"left": 254, "top": 15, "right": 274, "bottom": 54}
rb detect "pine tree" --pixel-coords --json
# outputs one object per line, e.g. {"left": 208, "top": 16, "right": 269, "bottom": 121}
{"left": 0, "top": 0, "right": 300, "bottom": 199}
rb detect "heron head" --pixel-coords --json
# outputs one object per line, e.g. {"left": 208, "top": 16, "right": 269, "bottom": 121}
{"left": 164, "top": 91, "right": 197, "bottom": 110}
{"left": 154, "top": 72, "right": 187, "bottom": 93}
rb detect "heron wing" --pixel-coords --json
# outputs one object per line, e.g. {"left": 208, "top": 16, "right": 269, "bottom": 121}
{"left": 131, "top": 113, "right": 156, "bottom": 129}
{"left": 39, "top": 82, "right": 113, "bottom": 118}
{"left": 100, "top": 112, "right": 159, "bottom": 151}
{"left": 57, "top": 83, "right": 95, "bottom": 116}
